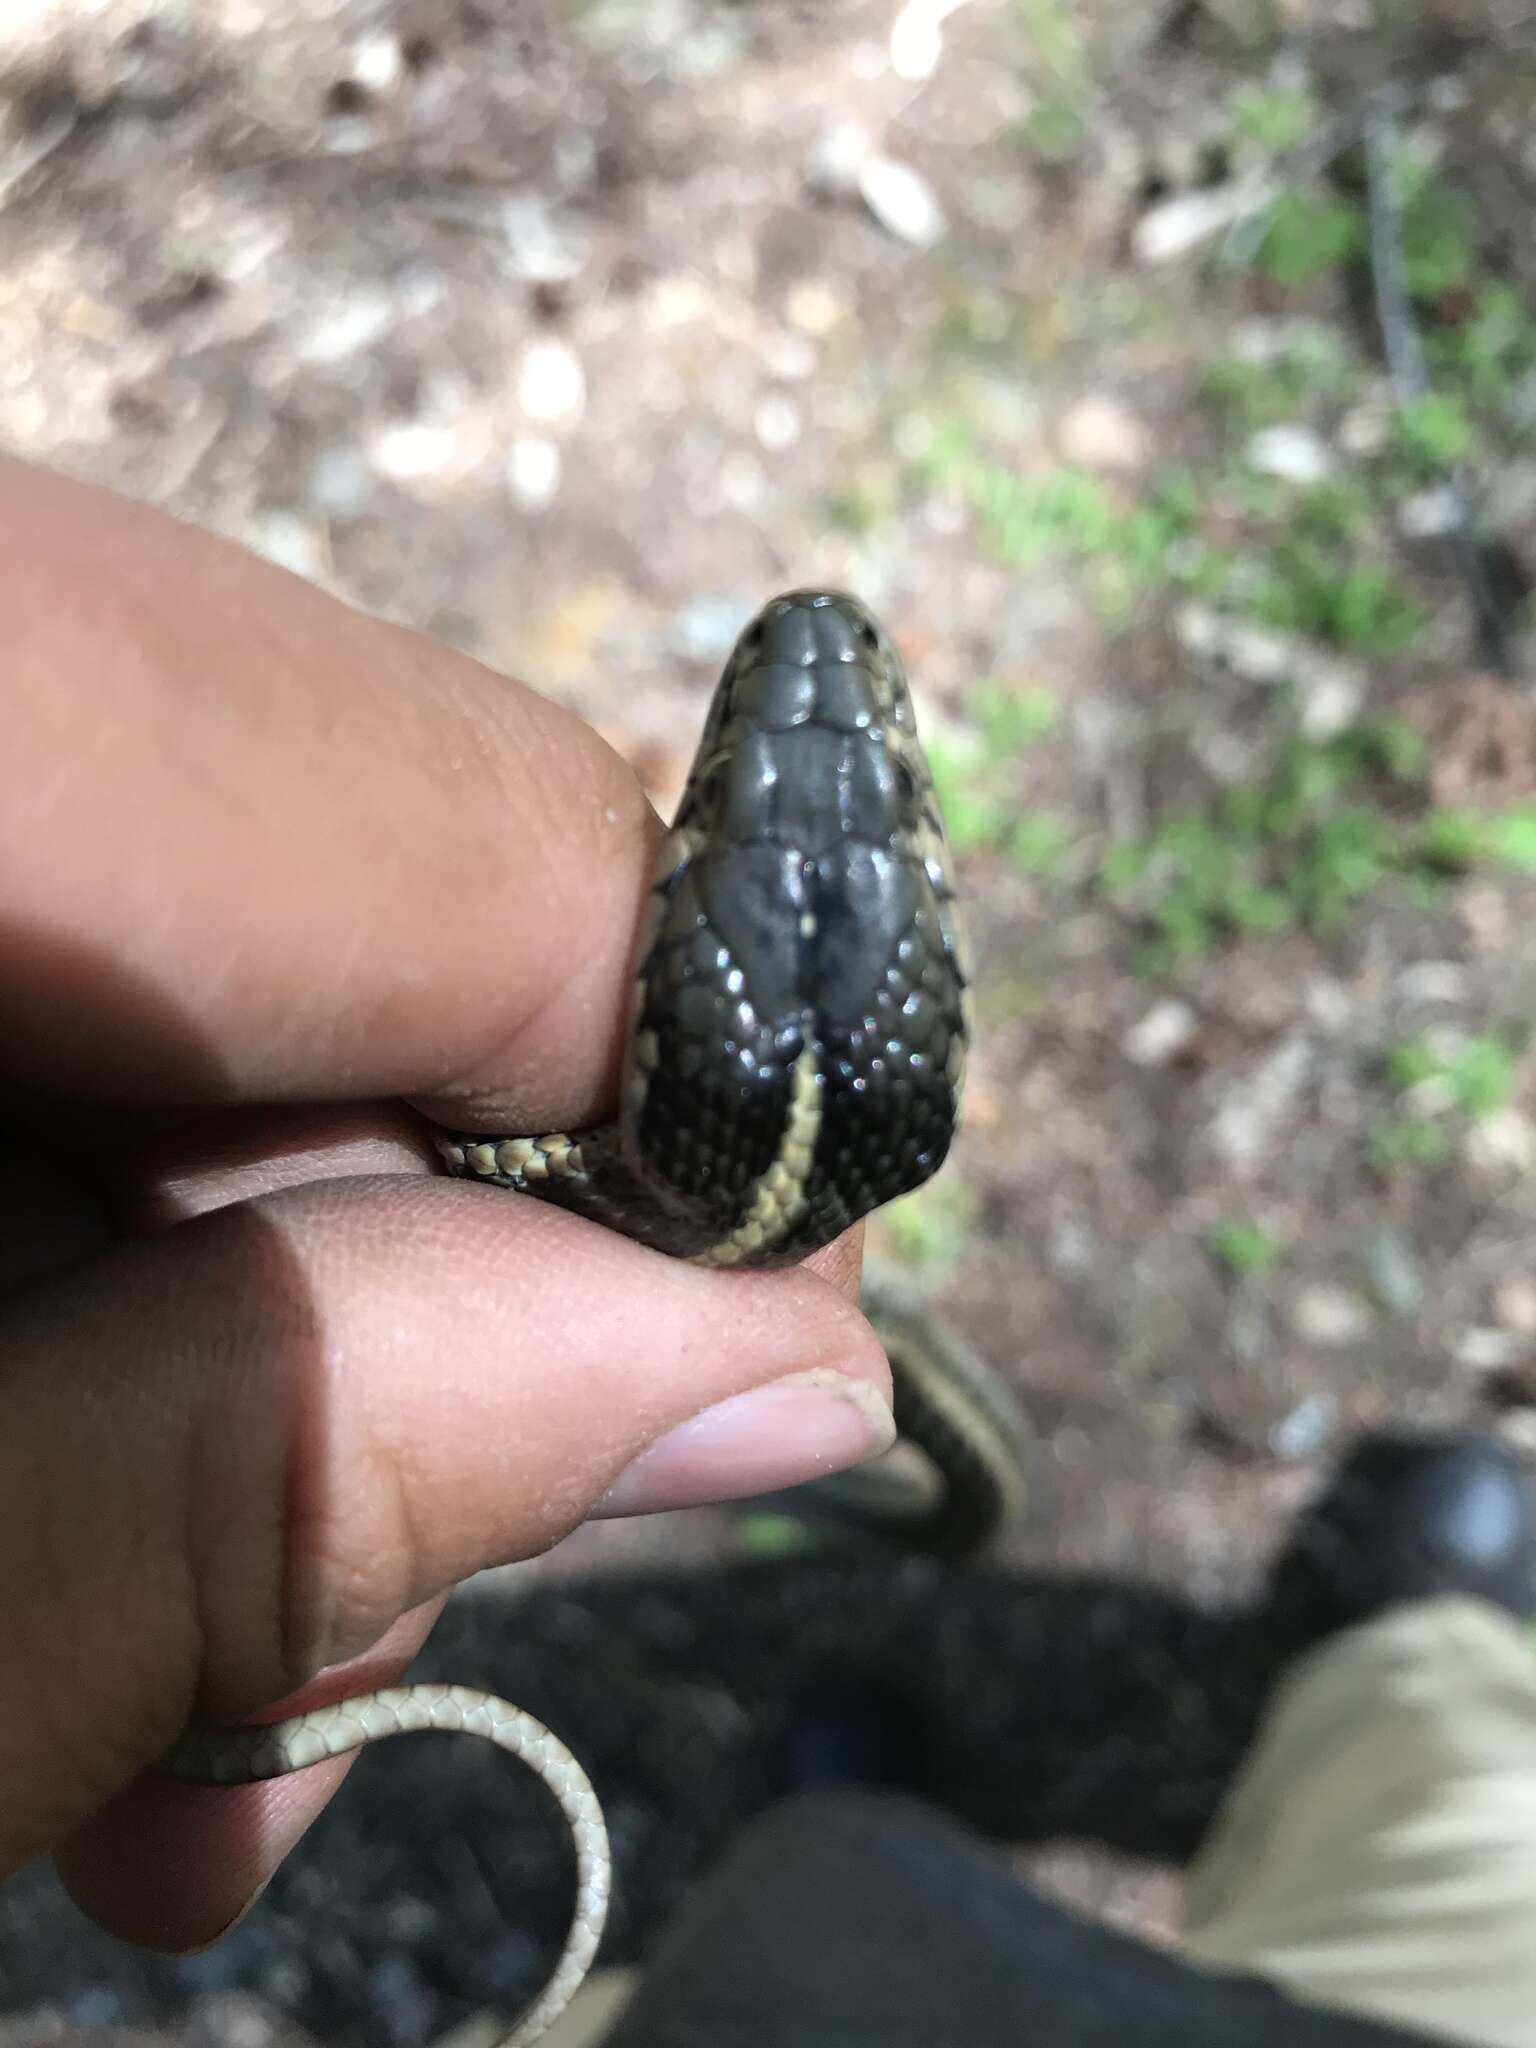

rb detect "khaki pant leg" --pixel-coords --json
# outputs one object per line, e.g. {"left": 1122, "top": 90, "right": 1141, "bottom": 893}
{"left": 1183, "top": 1595, "right": 1536, "bottom": 2048}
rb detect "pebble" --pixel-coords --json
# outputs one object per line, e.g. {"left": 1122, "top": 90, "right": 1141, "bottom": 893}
{"left": 1467, "top": 1107, "right": 1536, "bottom": 1176}
{"left": 298, "top": 287, "right": 392, "bottom": 364}
{"left": 500, "top": 196, "right": 591, "bottom": 283}
{"left": 1176, "top": 603, "right": 1295, "bottom": 685}
{"left": 1338, "top": 394, "right": 1392, "bottom": 456}
{"left": 307, "top": 447, "right": 372, "bottom": 519}
{"left": 858, "top": 154, "right": 946, "bottom": 247}
{"left": 785, "top": 278, "right": 848, "bottom": 335}
{"left": 351, "top": 32, "right": 405, "bottom": 92}
{"left": 517, "top": 338, "right": 585, "bottom": 426}
{"left": 1295, "top": 661, "right": 1366, "bottom": 740}
{"left": 1208, "top": 1036, "right": 1312, "bottom": 1174}
{"left": 1246, "top": 425, "right": 1333, "bottom": 484}
{"left": 1396, "top": 961, "right": 1470, "bottom": 1006}
{"left": 1461, "top": 882, "right": 1510, "bottom": 953}
{"left": 1484, "top": 459, "right": 1536, "bottom": 532}
{"left": 1269, "top": 1391, "right": 1339, "bottom": 1461}
{"left": 369, "top": 419, "right": 460, "bottom": 482}
{"left": 1456, "top": 1326, "right": 1523, "bottom": 1371}
{"left": 803, "top": 121, "right": 871, "bottom": 199}
{"left": 1497, "top": 1280, "right": 1536, "bottom": 1335}
{"left": 1174, "top": 603, "right": 1365, "bottom": 737}
{"left": 1059, "top": 394, "right": 1150, "bottom": 471}
{"left": 1496, "top": 1410, "right": 1536, "bottom": 1452}
{"left": 1133, "top": 177, "right": 1277, "bottom": 265}
{"left": 1362, "top": 1226, "right": 1424, "bottom": 1318}
{"left": 242, "top": 510, "right": 326, "bottom": 582}
{"left": 717, "top": 450, "right": 767, "bottom": 511}
{"left": 505, "top": 434, "right": 562, "bottom": 511}
{"left": 1048, "top": 1197, "right": 1097, "bottom": 1276}
{"left": 320, "top": 109, "right": 378, "bottom": 157}
{"left": 668, "top": 594, "right": 752, "bottom": 662}
{"left": 394, "top": 260, "right": 446, "bottom": 318}
{"left": 1121, "top": 998, "right": 1198, "bottom": 1068}
{"left": 754, "top": 392, "right": 801, "bottom": 452}
{"left": 1399, "top": 484, "right": 1460, "bottom": 539}
{"left": 1305, "top": 978, "right": 1354, "bottom": 1034}
{"left": 889, "top": 0, "right": 969, "bottom": 81}
{"left": 1291, "top": 1285, "right": 1372, "bottom": 1347}
{"left": 762, "top": 329, "right": 819, "bottom": 382}
{"left": 890, "top": 0, "right": 942, "bottom": 79}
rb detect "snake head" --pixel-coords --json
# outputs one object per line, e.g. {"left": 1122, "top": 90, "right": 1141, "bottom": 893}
{"left": 624, "top": 590, "right": 969, "bottom": 1268}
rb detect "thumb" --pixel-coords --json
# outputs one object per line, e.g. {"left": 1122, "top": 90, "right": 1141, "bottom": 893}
{"left": 0, "top": 1172, "right": 888, "bottom": 1940}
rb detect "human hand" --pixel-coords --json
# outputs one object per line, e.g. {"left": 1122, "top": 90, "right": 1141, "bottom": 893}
{"left": 0, "top": 460, "right": 891, "bottom": 1949}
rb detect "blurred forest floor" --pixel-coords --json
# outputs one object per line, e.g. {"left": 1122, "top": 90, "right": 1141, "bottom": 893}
{"left": 7, "top": 0, "right": 1536, "bottom": 2040}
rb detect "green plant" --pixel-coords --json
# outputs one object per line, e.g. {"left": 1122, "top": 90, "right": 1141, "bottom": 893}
{"left": 1246, "top": 553, "right": 1425, "bottom": 655}
{"left": 928, "top": 733, "right": 1013, "bottom": 856}
{"left": 823, "top": 486, "right": 880, "bottom": 534}
{"left": 1384, "top": 1029, "right": 1517, "bottom": 1120}
{"left": 1200, "top": 330, "right": 1353, "bottom": 431}
{"left": 1247, "top": 190, "right": 1362, "bottom": 288}
{"left": 1370, "top": 1026, "right": 1523, "bottom": 1175}
{"left": 976, "top": 679, "right": 1059, "bottom": 753}
{"left": 1102, "top": 719, "right": 1432, "bottom": 973}
{"left": 1007, "top": 812, "right": 1070, "bottom": 876}
{"left": 1425, "top": 804, "right": 1536, "bottom": 874}
{"left": 1013, "top": 0, "right": 1094, "bottom": 159}
{"left": 919, "top": 423, "right": 1205, "bottom": 625}
{"left": 1369, "top": 1117, "right": 1454, "bottom": 1172}
{"left": 1396, "top": 158, "right": 1478, "bottom": 303}
{"left": 1207, "top": 1218, "right": 1286, "bottom": 1277}
{"left": 1229, "top": 82, "right": 1321, "bottom": 155}
{"left": 732, "top": 1514, "right": 823, "bottom": 1558}
{"left": 1221, "top": 481, "right": 1426, "bottom": 656}
{"left": 1431, "top": 282, "right": 1536, "bottom": 406}
{"left": 927, "top": 680, "right": 1074, "bottom": 878}
{"left": 1103, "top": 707, "right": 1536, "bottom": 979}
{"left": 878, "top": 1179, "right": 979, "bottom": 1275}
{"left": 1391, "top": 390, "right": 1474, "bottom": 477}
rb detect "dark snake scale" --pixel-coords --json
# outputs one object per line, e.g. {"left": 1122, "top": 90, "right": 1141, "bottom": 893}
{"left": 163, "top": 590, "right": 1034, "bottom": 2045}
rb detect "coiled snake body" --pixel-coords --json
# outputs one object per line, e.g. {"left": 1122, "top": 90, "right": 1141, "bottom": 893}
{"left": 163, "top": 591, "right": 1032, "bottom": 2044}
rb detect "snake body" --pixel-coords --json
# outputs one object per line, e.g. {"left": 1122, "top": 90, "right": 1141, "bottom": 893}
{"left": 163, "top": 590, "right": 1032, "bottom": 2044}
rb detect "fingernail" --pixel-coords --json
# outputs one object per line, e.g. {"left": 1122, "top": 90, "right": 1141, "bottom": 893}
{"left": 593, "top": 1369, "right": 896, "bottom": 1520}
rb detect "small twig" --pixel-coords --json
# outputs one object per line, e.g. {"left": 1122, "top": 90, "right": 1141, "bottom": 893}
{"left": 1361, "top": 89, "right": 1517, "bottom": 678}
{"left": 1361, "top": 96, "right": 1427, "bottom": 397}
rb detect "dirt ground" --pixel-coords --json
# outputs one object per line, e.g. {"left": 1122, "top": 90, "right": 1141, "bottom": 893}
{"left": 5, "top": 1, "right": 1536, "bottom": 2042}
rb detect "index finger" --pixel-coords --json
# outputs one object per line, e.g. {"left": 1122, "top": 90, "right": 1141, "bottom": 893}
{"left": 0, "top": 456, "right": 656, "bottom": 1132}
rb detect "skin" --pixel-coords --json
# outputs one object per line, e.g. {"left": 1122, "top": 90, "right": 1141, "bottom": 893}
{"left": 0, "top": 458, "right": 890, "bottom": 1952}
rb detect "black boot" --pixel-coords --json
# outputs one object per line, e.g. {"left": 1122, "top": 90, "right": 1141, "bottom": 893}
{"left": 1259, "top": 1427, "right": 1536, "bottom": 1655}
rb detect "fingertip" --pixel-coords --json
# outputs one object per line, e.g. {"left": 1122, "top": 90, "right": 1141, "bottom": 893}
{"left": 57, "top": 1601, "right": 446, "bottom": 1951}
{"left": 57, "top": 1768, "right": 333, "bottom": 1951}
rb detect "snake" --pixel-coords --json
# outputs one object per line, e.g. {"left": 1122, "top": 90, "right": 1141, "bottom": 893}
{"left": 161, "top": 589, "right": 1033, "bottom": 2045}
